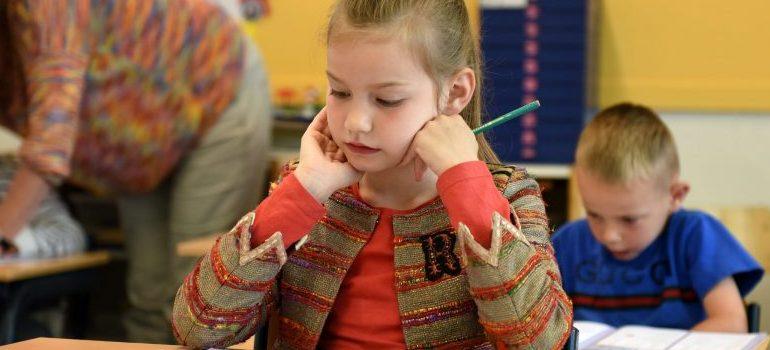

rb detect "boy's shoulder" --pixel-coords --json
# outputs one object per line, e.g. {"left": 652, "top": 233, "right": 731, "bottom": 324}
{"left": 550, "top": 220, "right": 601, "bottom": 268}
{"left": 665, "top": 208, "right": 726, "bottom": 239}
{"left": 552, "top": 219, "right": 592, "bottom": 241}
{"left": 668, "top": 207, "right": 711, "bottom": 222}
{"left": 668, "top": 208, "right": 764, "bottom": 298}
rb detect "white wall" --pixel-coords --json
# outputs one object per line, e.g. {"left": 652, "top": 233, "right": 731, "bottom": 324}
{"left": 663, "top": 112, "right": 770, "bottom": 207}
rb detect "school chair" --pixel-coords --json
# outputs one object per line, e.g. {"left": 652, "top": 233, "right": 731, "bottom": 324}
{"left": 562, "top": 327, "right": 579, "bottom": 350}
{"left": 254, "top": 326, "right": 268, "bottom": 350}
{"left": 747, "top": 302, "right": 761, "bottom": 333}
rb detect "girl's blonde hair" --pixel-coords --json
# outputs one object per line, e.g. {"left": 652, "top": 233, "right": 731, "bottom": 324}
{"left": 327, "top": 0, "right": 499, "bottom": 163}
{"left": 576, "top": 102, "right": 680, "bottom": 186}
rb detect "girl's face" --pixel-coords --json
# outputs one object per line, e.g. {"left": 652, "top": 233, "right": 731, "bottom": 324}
{"left": 326, "top": 34, "right": 439, "bottom": 174}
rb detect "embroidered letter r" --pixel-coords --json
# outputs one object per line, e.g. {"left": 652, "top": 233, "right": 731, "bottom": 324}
{"left": 420, "top": 231, "right": 462, "bottom": 281}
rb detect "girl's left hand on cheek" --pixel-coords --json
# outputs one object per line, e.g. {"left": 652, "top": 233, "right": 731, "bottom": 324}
{"left": 402, "top": 114, "right": 478, "bottom": 181}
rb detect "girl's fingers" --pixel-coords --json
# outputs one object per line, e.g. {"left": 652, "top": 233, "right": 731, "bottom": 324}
{"left": 324, "top": 135, "right": 337, "bottom": 154}
{"left": 308, "top": 107, "right": 342, "bottom": 158}
{"left": 307, "top": 107, "right": 328, "bottom": 133}
{"left": 322, "top": 121, "right": 333, "bottom": 140}
{"left": 333, "top": 148, "right": 346, "bottom": 162}
{"left": 414, "top": 157, "right": 427, "bottom": 182}
{"left": 307, "top": 131, "right": 332, "bottom": 158}
{"left": 399, "top": 135, "right": 419, "bottom": 168}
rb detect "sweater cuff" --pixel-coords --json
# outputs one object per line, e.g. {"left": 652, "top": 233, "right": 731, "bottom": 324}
{"left": 249, "top": 173, "right": 325, "bottom": 249}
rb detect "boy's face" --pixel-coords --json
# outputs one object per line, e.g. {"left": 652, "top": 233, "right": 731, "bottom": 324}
{"left": 576, "top": 167, "right": 688, "bottom": 261}
{"left": 325, "top": 35, "right": 439, "bottom": 173}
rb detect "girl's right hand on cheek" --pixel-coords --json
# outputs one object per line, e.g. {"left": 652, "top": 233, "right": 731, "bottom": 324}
{"left": 294, "top": 107, "right": 363, "bottom": 203}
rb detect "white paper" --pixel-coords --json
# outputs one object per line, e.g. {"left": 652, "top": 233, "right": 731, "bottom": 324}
{"left": 668, "top": 332, "right": 760, "bottom": 350}
{"left": 593, "top": 326, "right": 688, "bottom": 350}
{"left": 574, "top": 321, "right": 616, "bottom": 349}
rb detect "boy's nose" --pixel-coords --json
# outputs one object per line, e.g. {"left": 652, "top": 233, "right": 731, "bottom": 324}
{"left": 600, "top": 227, "right": 623, "bottom": 245}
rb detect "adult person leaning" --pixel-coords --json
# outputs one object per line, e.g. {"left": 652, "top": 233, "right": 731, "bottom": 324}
{"left": 0, "top": 0, "right": 272, "bottom": 343}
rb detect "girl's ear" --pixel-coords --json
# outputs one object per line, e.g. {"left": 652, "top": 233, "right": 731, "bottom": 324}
{"left": 442, "top": 67, "right": 475, "bottom": 116}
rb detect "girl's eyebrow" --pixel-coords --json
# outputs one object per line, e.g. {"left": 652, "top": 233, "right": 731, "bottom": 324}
{"left": 326, "top": 71, "right": 344, "bottom": 84}
{"left": 326, "top": 71, "right": 408, "bottom": 89}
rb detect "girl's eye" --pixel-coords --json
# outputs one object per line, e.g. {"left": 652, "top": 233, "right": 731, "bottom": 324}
{"left": 330, "top": 89, "right": 350, "bottom": 98}
{"left": 376, "top": 98, "right": 404, "bottom": 107}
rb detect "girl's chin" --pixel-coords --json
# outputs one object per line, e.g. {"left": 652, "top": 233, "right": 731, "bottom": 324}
{"left": 346, "top": 156, "right": 398, "bottom": 174}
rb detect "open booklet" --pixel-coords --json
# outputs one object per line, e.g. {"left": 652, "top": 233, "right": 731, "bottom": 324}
{"left": 575, "top": 321, "right": 769, "bottom": 350}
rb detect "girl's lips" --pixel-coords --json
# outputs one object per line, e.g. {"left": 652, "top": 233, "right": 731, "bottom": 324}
{"left": 346, "top": 142, "right": 380, "bottom": 154}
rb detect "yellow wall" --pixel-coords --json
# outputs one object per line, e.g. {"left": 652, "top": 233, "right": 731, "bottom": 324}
{"left": 594, "top": 0, "right": 770, "bottom": 112}
{"left": 243, "top": 0, "right": 478, "bottom": 103}
{"left": 247, "top": 1, "right": 770, "bottom": 112}
{"left": 243, "top": 1, "right": 331, "bottom": 101}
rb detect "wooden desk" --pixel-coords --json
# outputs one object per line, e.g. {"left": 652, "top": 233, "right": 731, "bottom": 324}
{"left": 0, "top": 252, "right": 110, "bottom": 283}
{"left": 0, "top": 337, "right": 254, "bottom": 350}
{"left": 0, "top": 337, "right": 183, "bottom": 350}
{"left": 758, "top": 337, "right": 770, "bottom": 350}
{"left": 176, "top": 235, "right": 219, "bottom": 257}
{"left": 0, "top": 252, "right": 111, "bottom": 344}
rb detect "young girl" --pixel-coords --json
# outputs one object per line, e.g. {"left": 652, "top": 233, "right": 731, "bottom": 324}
{"left": 172, "top": 1, "right": 572, "bottom": 348}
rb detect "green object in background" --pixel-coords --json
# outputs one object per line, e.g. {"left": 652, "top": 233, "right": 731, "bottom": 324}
{"left": 472, "top": 100, "right": 541, "bottom": 135}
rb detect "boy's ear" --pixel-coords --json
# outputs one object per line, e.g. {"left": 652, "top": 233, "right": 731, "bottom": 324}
{"left": 442, "top": 67, "right": 476, "bottom": 116}
{"left": 669, "top": 179, "right": 690, "bottom": 211}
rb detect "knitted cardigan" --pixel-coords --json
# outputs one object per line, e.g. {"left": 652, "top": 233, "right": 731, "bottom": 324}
{"left": 172, "top": 163, "right": 573, "bottom": 349}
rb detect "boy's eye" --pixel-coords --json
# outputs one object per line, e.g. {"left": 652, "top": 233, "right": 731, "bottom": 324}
{"left": 330, "top": 89, "right": 350, "bottom": 98}
{"left": 621, "top": 217, "right": 638, "bottom": 225}
{"left": 376, "top": 98, "right": 404, "bottom": 107}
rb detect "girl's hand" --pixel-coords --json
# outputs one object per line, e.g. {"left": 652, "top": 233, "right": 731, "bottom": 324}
{"left": 294, "top": 108, "right": 362, "bottom": 203}
{"left": 401, "top": 114, "right": 479, "bottom": 181}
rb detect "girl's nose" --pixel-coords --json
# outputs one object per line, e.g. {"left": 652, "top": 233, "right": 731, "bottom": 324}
{"left": 344, "top": 106, "right": 373, "bottom": 134}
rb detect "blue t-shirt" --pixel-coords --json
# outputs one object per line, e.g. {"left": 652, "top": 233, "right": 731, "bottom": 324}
{"left": 552, "top": 209, "right": 763, "bottom": 329}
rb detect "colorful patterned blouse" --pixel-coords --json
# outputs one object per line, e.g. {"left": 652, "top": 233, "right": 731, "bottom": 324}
{"left": 3, "top": 0, "right": 247, "bottom": 194}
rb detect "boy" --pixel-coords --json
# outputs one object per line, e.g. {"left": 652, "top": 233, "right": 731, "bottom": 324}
{"left": 552, "top": 102, "right": 763, "bottom": 332}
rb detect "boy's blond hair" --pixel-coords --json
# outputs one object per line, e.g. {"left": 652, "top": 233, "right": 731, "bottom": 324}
{"left": 575, "top": 102, "right": 679, "bottom": 185}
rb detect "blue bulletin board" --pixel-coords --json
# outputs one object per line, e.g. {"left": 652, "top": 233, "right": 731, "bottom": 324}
{"left": 480, "top": 0, "right": 586, "bottom": 164}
